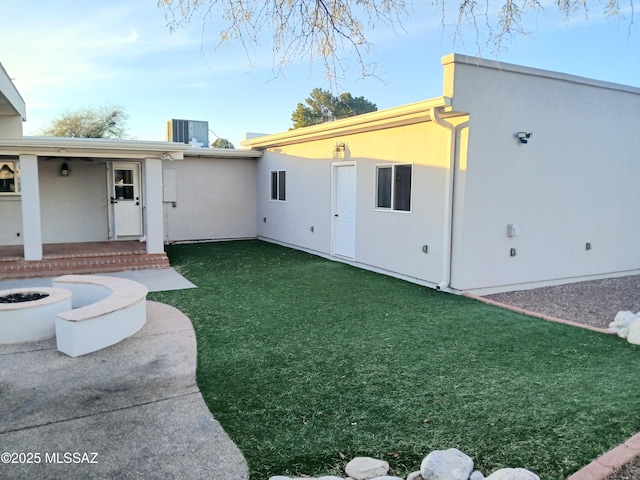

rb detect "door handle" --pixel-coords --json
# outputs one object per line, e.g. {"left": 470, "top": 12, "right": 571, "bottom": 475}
{"left": 110, "top": 197, "right": 118, "bottom": 204}
{"left": 334, "top": 214, "right": 339, "bottom": 217}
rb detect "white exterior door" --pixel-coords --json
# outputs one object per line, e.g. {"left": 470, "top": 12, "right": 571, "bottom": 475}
{"left": 334, "top": 164, "right": 356, "bottom": 258}
{"left": 110, "top": 162, "right": 143, "bottom": 237}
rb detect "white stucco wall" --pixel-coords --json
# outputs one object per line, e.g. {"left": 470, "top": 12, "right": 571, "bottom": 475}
{"left": 0, "top": 117, "right": 23, "bottom": 139}
{"left": 257, "top": 121, "right": 453, "bottom": 286}
{"left": 162, "top": 156, "right": 258, "bottom": 242}
{"left": 0, "top": 196, "right": 23, "bottom": 245}
{"left": 39, "top": 159, "right": 109, "bottom": 243}
{"left": 445, "top": 55, "right": 640, "bottom": 293}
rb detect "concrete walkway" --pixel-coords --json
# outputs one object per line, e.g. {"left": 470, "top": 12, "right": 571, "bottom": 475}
{"left": 0, "top": 301, "right": 248, "bottom": 480}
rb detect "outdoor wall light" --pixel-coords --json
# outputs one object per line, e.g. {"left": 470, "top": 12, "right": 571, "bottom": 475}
{"left": 516, "top": 132, "right": 532, "bottom": 144}
{"left": 333, "top": 142, "right": 347, "bottom": 159}
{"left": 60, "top": 162, "right": 70, "bottom": 177}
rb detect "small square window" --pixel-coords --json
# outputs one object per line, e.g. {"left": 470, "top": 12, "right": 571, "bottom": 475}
{"left": 0, "top": 161, "right": 20, "bottom": 194}
{"left": 375, "top": 164, "right": 411, "bottom": 212}
{"left": 270, "top": 170, "right": 286, "bottom": 201}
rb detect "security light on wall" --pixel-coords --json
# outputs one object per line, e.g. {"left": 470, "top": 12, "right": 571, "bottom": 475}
{"left": 333, "top": 142, "right": 347, "bottom": 159}
{"left": 60, "top": 162, "right": 70, "bottom": 177}
{"left": 516, "top": 132, "right": 532, "bottom": 144}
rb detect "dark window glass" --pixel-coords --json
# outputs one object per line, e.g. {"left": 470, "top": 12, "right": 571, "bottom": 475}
{"left": 278, "top": 171, "right": 286, "bottom": 201}
{"left": 394, "top": 165, "right": 412, "bottom": 211}
{"left": 271, "top": 170, "right": 286, "bottom": 201}
{"left": 376, "top": 167, "right": 392, "bottom": 208}
{"left": 0, "top": 162, "right": 16, "bottom": 193}
{"left": 271, "top": 171, "right": 278, "bottom": 200}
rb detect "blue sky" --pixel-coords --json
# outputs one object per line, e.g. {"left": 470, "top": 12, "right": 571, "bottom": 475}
{"left": 1, "top": 0, "right": 638, "bottom": 146}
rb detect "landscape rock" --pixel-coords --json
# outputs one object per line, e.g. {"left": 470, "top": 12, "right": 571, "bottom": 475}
{"left": 470, "top": 471, "right": 485, "bottom": 480}
{"left": 406, "top": 472, "right": 424, "bottom": 480}
{"left": 484, "top": 468, "right": 540, "bottom": 480}
{"left": 269, "top": 477, "right": 344, "bottom": 480}
{"left": 612, "top": 311, "right": 638, "bottom": 326}
{"left": 627, "top": 319, "right": 640, "bottom": 345}
{"left": 420, "top": 448, "right": 474, "bottom": 480}
{"left": 345, "top": 457, "right": 390, "bottom": 480}
{"left": 616, "top": 326, "right": 631, "bottom": 339}
{"left": 611, "top": 311, "right": 638, "bottom": 328}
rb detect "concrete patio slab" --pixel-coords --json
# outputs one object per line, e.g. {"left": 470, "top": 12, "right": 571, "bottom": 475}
{"left": 0, "top": 301, "right": 247, "bottom": 480}
{"left": 0, "top": 267, "right": 196, "bottom": 293}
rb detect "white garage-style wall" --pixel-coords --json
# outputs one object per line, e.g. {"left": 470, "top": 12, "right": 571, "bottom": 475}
{"left": 162, "top": 151, "right": 260, "bottom": 243}
{"left": 445, "top": 54, "right": 640, "bottom": 293}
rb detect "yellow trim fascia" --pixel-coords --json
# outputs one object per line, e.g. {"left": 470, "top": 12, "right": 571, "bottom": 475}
{"left": 242, "top": 96, "right": 454, "bottom": 149}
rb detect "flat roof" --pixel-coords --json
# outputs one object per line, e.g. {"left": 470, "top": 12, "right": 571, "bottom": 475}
{"left": 0, "top": 63, "right": 26, "bottom": 120}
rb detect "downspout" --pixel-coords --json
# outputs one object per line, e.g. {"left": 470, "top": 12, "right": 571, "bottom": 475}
{"left": 429, "top": 106, "right": 468, "bottom": 291}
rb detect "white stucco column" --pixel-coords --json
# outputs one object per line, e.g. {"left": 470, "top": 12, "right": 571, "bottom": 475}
{"left": 19, "top": 154, "right": 43, "bottom": 260}
{"left": 143, "top": 158, "right": 164, "bottom": 254}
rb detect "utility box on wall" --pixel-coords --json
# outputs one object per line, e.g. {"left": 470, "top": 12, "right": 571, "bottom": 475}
{"left": 165, "top": 119, "right": 209, "bottom": 146}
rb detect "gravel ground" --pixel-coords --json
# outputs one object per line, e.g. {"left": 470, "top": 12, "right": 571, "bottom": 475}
{"left": 606, "top": 456, "right": 640, "bottom": 480}
{"left": 483, "top": 274, "right": 640, "bottom": 330}
{"left": 483, "top": 274, "right": 640, "bottom": 479}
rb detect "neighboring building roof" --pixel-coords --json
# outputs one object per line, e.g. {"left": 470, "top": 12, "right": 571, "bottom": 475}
{"left": 0, "top": 63, "right": 26, "bottom": 121}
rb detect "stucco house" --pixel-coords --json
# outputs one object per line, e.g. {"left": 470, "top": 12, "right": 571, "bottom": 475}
{"left": 242, "top": 54, "right": 640, "bottom": 294}
{"left": 0, "top": 62, "right": 260, "bottom": 278}
{"left": 2, "top": 54, "right": 640, "bottom": 294}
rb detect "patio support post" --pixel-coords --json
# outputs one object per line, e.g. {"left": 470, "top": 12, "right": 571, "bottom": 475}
{"left": 19, "top": 154, "right": 43, "bottom": 260}
{"left": 143, "top": 157, "right": 164, "bottom": 254}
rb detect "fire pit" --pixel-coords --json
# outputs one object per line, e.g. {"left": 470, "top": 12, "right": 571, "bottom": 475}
{"left": 0, "top": 287, "right": 73, "bottom": 344}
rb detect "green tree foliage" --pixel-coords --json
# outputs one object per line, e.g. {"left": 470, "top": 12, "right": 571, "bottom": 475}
{"left": 212, "top": 138, "right": 235, "bottom": 149}
{"left": 40, "top": 104, "right": 129, "bottom": 139}
{"left": 291, "top": 88, "right": 377, "bottom": 129}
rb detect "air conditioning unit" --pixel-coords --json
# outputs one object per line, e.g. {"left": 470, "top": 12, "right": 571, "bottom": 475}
{"left": 165, "top": 119, "right": 209, "bottom": 146}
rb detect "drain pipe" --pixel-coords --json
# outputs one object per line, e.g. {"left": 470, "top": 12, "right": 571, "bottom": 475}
{"left": 429, "top": 106, "right": 468, "bottom": 291}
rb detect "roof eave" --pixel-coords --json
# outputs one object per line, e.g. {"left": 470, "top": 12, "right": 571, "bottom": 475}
{"left": 241, "top": 96, "right": 454, "bottom": 149}
{"left": 0, "top": 137, "right": 192, "bottom": 160}
{"left": 184, "top": 147, "right": 263, "bottom": 159}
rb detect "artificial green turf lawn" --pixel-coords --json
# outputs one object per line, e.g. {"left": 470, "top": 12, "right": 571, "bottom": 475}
{"left": 149, "top": 240, "right": 640, "bottom": 480}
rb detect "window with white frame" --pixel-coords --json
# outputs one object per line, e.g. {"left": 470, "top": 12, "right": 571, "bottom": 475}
{"left": 0, "top": 160, "right": 20, "bottom": 195}
{"left": 270, "top": 170, "right": 286, "bottom": 201}
{"left": 375, "top": 164, "right": 411, "bottom": 211}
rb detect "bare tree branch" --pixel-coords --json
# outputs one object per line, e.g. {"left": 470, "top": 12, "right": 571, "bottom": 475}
{"left": 157, "top": 0, "right": 635, "bottom": 83}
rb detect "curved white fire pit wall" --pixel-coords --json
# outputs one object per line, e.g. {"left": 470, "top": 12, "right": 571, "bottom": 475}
{"left": 0, "top": 288, "right": 73, "bottom": 344}
{"left": 53, "top": 275, "right": 148, "bottom": 357}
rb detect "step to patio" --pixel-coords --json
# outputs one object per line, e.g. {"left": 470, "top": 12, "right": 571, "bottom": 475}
{"left": 0, "top": 253, "right": 171, "bottom": 280}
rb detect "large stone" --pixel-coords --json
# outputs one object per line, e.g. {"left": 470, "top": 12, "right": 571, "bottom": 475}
{"left": 470, "top": 471, "right": 485, "bottom": 480}
{"left": 611, "top": 311, "right": 638, "bottom": 328}
{"left": 406, "top": 472, "right": 424, "bottom": 480}
{"left": 420, "top": 448, "right": 474, "bottom": 480}
{"left": 627, "top": 319, "right": 640, "bottom": 345}
{"left": 484, "top": 468, "right": 540, "bottom": 480}
{"left": 345, "top": 457, "right": 390, "bottom": 480}
{"left": 269, "top": 477, "right": 344, "bottom": 480}
{"left": 616, "top": 326, "right": 631, "bottom": 339}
